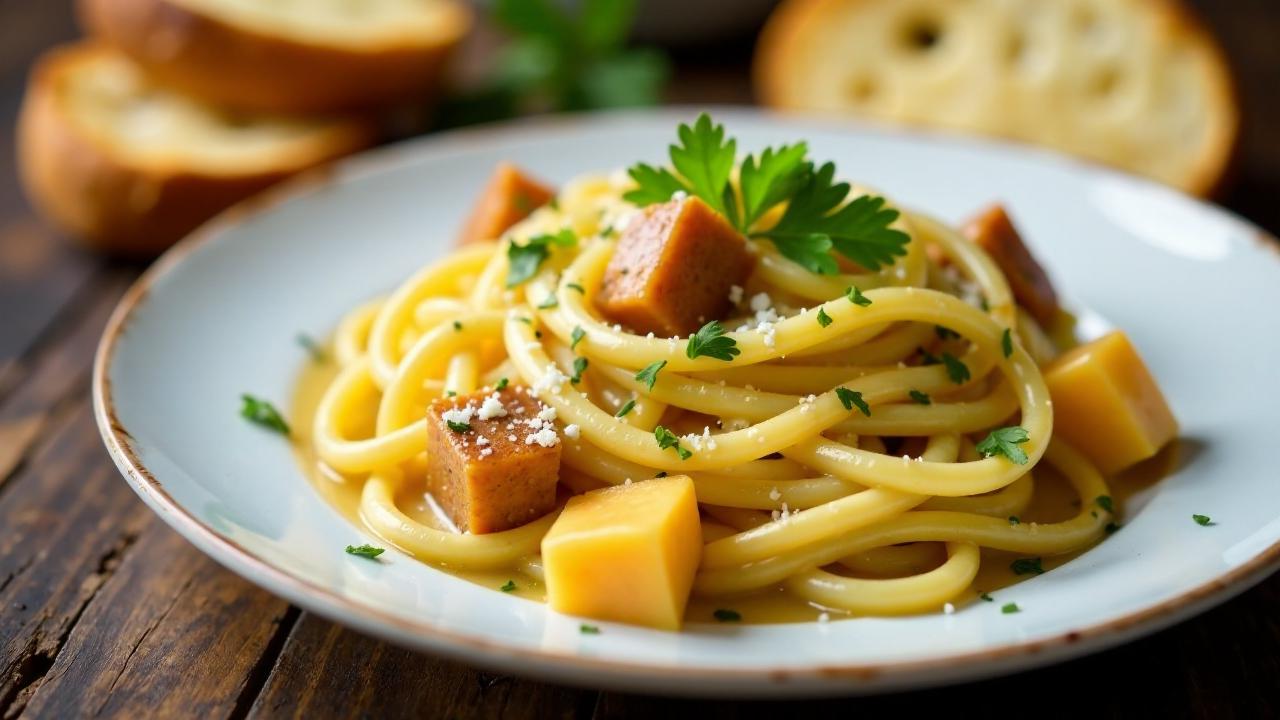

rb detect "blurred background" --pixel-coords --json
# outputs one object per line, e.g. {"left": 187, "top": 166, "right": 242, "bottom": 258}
{"left": 1, "top": 0, "right": 1277, "bottom": 272}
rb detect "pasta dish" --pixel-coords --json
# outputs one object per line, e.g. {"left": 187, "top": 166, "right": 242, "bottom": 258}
{"left": 284, "top": 114, "right": 1178, "bottom": 631}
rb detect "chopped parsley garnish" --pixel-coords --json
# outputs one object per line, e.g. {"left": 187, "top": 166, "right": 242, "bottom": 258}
{"left": 654, "top": 425, "right": 691, "bottom": 460}
{"left": 570, "top": 325, "right": 586, "bottom": 350}
{"left": 571, "top": 356, "right": 589, "bottom": 384}
{"left": 1001, "top": 328, "right": 1014, "bottom": 359}
{"left": 500, "top": 580, "right": 517, "bottom": 592}
{"left": 240, "top": 395, "right": 290, "bottom": 435}
{"left": 713, "top": 608, "right": 742, "bottom": 622}
{"left": 1010, "top": 557, "right": 1044, "bottom": 576}
{"left": 1001, "top": 603, "right": 1021, "bottom": 614}
{"left": 1095, "top": 495, "right": 1114, "bottom": 513}
{"left": 566, "top": 282, "right": 586, "bottom": 294}
{"left": 941, "top": 353, "right": 970, "bottom": 384}
{"left": 846, "top": 285, "right": 872, "bottom": 306}
{"left": 345, "top": 544, "right": 384, "bottom": 560}
{"left": 686, "top": 321, "right": 740, "bottom": 361}
{"left": 977, "top": 426, "right": 1030, "bottom": 465}
{"left": 835, "top": 387, "right": 871, "bottom": 416}
{"left": 908, "top": 390, "right": 931, "bottom": 405}
{"left": 1193, "top": 514, "right": 1214, "bottom": 526}
{"left": 495, "top": 377, "right": 509, "bottom": 391}
{"left": 1008, "top": 516, "right": 1020, "bottom": 526}
{"left": 624, "top": 114, "right": 909, "bottom": 274}
{"left": 453, "top": 320, "right": 463, "bottom": 331}
{"left": 446, "top": 390, "right": 457, "bottom": 397}
{"left": 634, "top": 360, "right": 666, "bottom": 391}
{"left": 537, "top": 294, "right": 559, "bottom": 309}
{"left": 505, "top": 228, "right": 577, "bottom": 287}
{"left": 615, "top": 399, "right": 636, "bottom": 417}
{"left": 815, "top": 307, "right": 833, "bottom": 328}
{"left": 296, "top": 333, "right": 326, "bottom": 362}
{"left": 935, "top": 326, "right": 960, "bottom": 341}
{"left": 580, "top": 624, "right": 600, "bottom": 635}
{"left": 447, "top": 420, "right": 472, "bottom": 433}
{"left": 979, "top": 592, "right": 994, "bottom": 602}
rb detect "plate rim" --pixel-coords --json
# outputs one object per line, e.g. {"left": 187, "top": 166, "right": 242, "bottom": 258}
{"left": 91, "top": 106, "right": 1280, "bottom": 695}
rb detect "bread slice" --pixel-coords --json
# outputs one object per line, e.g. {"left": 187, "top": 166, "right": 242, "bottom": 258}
{"left": 78, "top": 0, "right": 471, "bottom": 114}
{"left": 18, "top": 43, "right": 374, "bottom": 257}
{"left": 755, "top": 0, "right": 1238, "bottom": 197}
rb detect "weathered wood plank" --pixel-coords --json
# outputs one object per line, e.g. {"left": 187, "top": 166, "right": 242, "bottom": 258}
{"left": 0, "top": 404, "right": 153, "bottom": 719}
{"left": 0, "top": 270, "right": 134, "bottom": 489}
{"left": 18, "top": 502, "right": 296, "bottom": 720}
{"left": 249, "top": 614, "right": 596, "bottom": 720}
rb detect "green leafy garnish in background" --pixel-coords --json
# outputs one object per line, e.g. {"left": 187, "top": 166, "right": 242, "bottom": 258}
{"left": 438, "top": 0, "right": 670, "bottom": 126}
{"left": 625, "top": 114, "right": 910, "bottom": 275}
{"left": 240, "top": 395, "right": 289, "bottom": 436}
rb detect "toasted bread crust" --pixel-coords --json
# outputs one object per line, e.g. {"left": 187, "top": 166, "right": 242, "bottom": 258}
{"left": 17, "top": 44, "right": 374, "bottom": 257}
{"left": 754, "top": 0, "right": 1239, "bottom": 198}
{"left": 78, "top": 0, "right": 471, "bottom": 114}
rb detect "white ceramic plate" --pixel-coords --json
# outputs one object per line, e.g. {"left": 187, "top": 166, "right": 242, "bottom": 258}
{"left": 94, "top": 108, "right": 1280, "bottom": 697}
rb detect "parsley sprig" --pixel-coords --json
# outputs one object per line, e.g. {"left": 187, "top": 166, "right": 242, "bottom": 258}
{"left": 624, "top": 114, "right": 910, "bottom": 275}
{"left": 654, "top": 425, "right": 691, "bottom": 460}
{"left": 686, "top": 321, "right": 740, "bottom": 361}
{"left": 241, "top": 395, "right": 290, "bottom": 436}
{"left": 506, "top": 228, "right": 577, "bottom": 287}
{"left": 977, "top": 426, "right": 1031, "bottom": 465}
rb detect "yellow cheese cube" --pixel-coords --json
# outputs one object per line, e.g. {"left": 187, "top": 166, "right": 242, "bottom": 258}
{"left": 541, "top": 475, "right": 701, "bottom": 631}
{"left": 1044, "top": 331, "right": 1178, "bottom": 474}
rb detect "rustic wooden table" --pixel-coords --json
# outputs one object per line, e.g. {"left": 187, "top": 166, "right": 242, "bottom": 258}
{"left": 2, "top": 1, "right": 1278, "bottom": 718}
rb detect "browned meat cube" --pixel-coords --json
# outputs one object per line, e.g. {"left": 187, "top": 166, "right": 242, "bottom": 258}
{"left": 425, "top": 385, "right": 562, "bottom": 534}
{"left": 596, "top": 197, "right": 755, "bottom": 337}
{"left": 457, "top": 163, "right": 556, "bottom": 246}
{"left": 963, "top": 205, "right": 1060, "bottom": 325}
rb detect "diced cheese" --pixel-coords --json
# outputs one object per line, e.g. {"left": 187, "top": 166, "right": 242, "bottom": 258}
{"left": 541, "top": 475, "right": 702, "bottom": 631}
{"left": 1043, "top": 331, "right": 1177, "bottom": 474}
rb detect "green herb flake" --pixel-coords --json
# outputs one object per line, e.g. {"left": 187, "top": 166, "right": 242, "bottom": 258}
{"left": 566, "top": 282, "right": 586, "bottom": 294}
{"left": 977, "top": 426, "right": 1031, "bottom": 465}
{"left": 979, "top": 592, "right": 994, "bottom": 602}
{"left": 654, "top": 425, "right": 691, "bottom": 460}
{"left": 908, "top": 389, "right": 931, "bottom": 405}
{"left": 846, "top": 285, "right": 872, "bottom": 307}
{"left": 713, "top": 608, "right": 742, "bottom": 623}
{"left": 537, "top": 294, "right": 559, "bottom": 309}
{"left": 345, "top": 544, "right": 384, "bottom": 560}
{"left": 835, "top": 387, "right": 871, "bottom": 416}
{"left": 571, "top": 356, "right": 589, "bottom": 384}
{"left": 452, "top": 320, "right": 463, "bottom": 331}
{"left": 1105, "top": 522, "right": 1122, "bottom": 534}
{"left": 942, "top": 353, "right": 970, "bottom": 384}
{"left": 1001, "top": 328, "right": 1014, "bottom": 359}
{"left": 686, "top": 321, "right": 740, "bottom": 361}
{"left": 500, "top": 580, "right": 517, "bottom": 593}
{"left": 1096, "top": 495, "right": 1114, "bottom": 513}
{"left": 655, "top": 471, "right": 668, "bottom": 478}
{"left": 1010, "top": 557, "right": 1044, "bottom": 576}
{"left": 240, "top": 395, "right": 290, "bottom": 435}
{"left": 495, "top": 377, "right": 509, "bottom": 391}
{"left": 935, "top": 326, "right": 960, "bottom": 341}
{"left": 580, "top": 624, "right": 600, "bottom": 635}
{"left": 815, "top": 307, "right": 833, "bottom": 328}
{"left": 1193, "top": 514, "right": 1214, "bottom": 526}
{"left": 1001, "top": 603, "right": 1021, "bottom": 614}
{"left": 296, "top": 334, "right": 326, "bottom": 362}
{"left": 505, "top": 228, "right": 577, "bottom": 288}
{"left": 570, "top": 325, "right": 586, "bottom": 350}
{"left": 447, "top": 420, "right": 472, "bottom": 433}
{"left": 615, "top": 399, "right": 636, "bottom": 418}
{"left": 634, "top": 360, "right": 666, "bottom": 391}
{"left": 1008, "top": 516, "right": 1020, "bottom": 526}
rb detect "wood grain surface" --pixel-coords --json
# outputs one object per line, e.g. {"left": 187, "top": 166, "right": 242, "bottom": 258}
{"left": 1, "top": 1, "right": 1277, "bottom": 717}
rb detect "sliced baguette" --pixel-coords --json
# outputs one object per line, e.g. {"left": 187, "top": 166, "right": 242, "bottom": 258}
{"left": 18, "top": 43, "right": 374, "bottom": 257}
{"left": 78, "top": 0, "right": 471, "bottom": 114}
{"left": 755, "top": 0, "right": 1238, "bottom": 197}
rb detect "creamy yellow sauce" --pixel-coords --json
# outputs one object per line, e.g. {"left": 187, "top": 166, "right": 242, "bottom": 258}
{"left": 290, "top": 349, "right": 1175, "bottom": 624}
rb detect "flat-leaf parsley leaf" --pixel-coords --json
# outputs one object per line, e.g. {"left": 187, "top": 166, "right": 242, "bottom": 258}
{"left": 977, "top": 426, "right": 1030, "bottom": 465}
{"left": 654, "top": 425, "right": 691, "bottom": 460}
{"left": 686, "top": 321, "right": 740, "bottom": 361}
{"left": 345, "top": 544, "right": 384, "bottom": 559}
{"left": 241, "top": 395, "right": 290, "bottom": 435}
{"left": 506, "top": 228, "right": 576, "bottom": 287}
{"left": 634, "top": 360, "right": 666, "bottom": 391}
{"left": 835, "top": 387, "right": 871, "bottom": 416}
